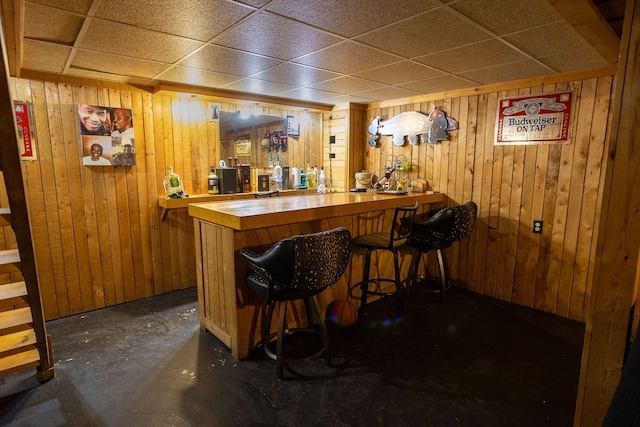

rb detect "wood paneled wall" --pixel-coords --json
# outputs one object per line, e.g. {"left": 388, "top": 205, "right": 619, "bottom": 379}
{"left": 6, "top": 79, "right": 321, "bottom": 320}
{"left": 365, "top": 74, "right": 615, "bottom": 322}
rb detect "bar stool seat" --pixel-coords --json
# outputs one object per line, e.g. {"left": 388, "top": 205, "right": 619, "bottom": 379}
{"left": 407, "top": 201, "right": 477, "bottom": 302}
{"left": 240, "top": 227, "right": 351, "bottom": 379}
{"left": 352, "top": 202, "right": 419, "bottom": 318}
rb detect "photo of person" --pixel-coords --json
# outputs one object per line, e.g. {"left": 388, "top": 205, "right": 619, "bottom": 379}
{"left": 82, "top": 136, "right": 112, "bottom": 166}
{"left": 112, "top": 138, "right": 136, "bottom": 166}
{"left": 109, "top": 107, "right": 136, "bottom": 165}
{"left": 78, "top": 104, "right": 111, "bottom": 136}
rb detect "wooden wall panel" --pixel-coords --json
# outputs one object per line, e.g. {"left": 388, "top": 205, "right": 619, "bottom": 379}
{"left": 5, "top": 80, "right": 323, "bottom": 320}
{"left": 364, "top": 75, "right": 615, "bottom": 322}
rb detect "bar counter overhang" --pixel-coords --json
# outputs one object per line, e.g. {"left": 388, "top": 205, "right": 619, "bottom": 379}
{"left": 189, "top": 191, "right": 446, "bottom": 359}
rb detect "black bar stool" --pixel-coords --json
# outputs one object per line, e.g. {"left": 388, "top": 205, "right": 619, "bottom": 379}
{"left": 352, "top": 201, "right": 419, "bottom": 318}
{"left": 407, "top": 201, "right": 477, "bottom": 302}
{"left": 240, "top": 227, "right": 351, "bottom": 379}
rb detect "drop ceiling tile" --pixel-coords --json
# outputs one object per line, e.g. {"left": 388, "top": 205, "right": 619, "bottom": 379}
{"left": 449, "top": 0, "right": 564, "bottom": 36}
{"left": 415, "top": 39, "right": 529, "bottom": 73}
{"left": 504, "top": 21, "right": 607, "bottom": 63}
{"left": 24, "top": 3, "right": 84, "bottom": 44}
{"left": 398, "top": 75, "right": 477, "bottom": 94}
{"left": 352, "top": 61, "right": 444, "bottom": 85}
{"left": 64, "top": 68, "right": 156, "bottom": 86}
{"left": 157, "top": 66, "right": 243, "bottom": 88}
{"left": 23, "top": 39, "right": 71, "bottom": 70}
{"left": 539, "top": 45, "right": 610, "bottom": 72}
{"left": 294, "top": 41, "right": 399, "bottom": 74}
{"left": 214, "top": 12, "right": 341, "bottom": 61}
{"left": 222, "top": 78, "right": 298, "bottom": 96}
{"left": 310, "top": 76, "right": 385, "bottom": 94}
{"left": 72, "top": 49, "right": 168, "bottom": 78}
{"left": 457, "top": 60, "right": 552, "bottom": 85}
{"left": 181, "top": 45, "right": 281, "bottom": 76}
{"left": 353, "top": 86, "right": 422, "bottom": 102}
{"left": 325, "top": 94, "right": 378, "bottom": 104}
{"left": 267, "top": 0, "right": 439, "bottom": 38}
{"left": 95, "top": 0, "right": 253, "bottom": 42}
{"left": 78, "top": 19, "right": 203, "bottom": 63}
{"left": 355, "top": 8, "right": 492, "bottom": 59}
{"left": 277, "top": 87, "right": 344, "bottom": 103}
{"left": 251, "top": 63, "right": 340, "bottom": 86}
{"left": 27, "top": 0, "right": 93, "bottom": 14}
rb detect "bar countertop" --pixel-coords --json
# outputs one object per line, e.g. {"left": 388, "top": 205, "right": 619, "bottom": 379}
{"left": 188, "top": 191, "right": 446, "bottom": 231}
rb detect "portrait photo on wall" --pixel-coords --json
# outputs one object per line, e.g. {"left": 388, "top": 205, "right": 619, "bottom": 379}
{"left": 78, "top": 104, "right": 136, "bottom": 166}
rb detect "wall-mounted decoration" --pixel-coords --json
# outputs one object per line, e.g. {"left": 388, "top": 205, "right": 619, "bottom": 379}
{"left": 495, "top": 90, "right": 575, "bottom": 145}
{"left": 235, "top": 135, "right": 251, "bottom": 156}
{"left": 14, "top": 100, "right": 37, "bottom": 160}
{"left": 208, "top": 103, "right": 220, "bottom": 122}
{"left": 367, "top": 107, "right": 458, "bottom": 147}
{"left": 287, "top": 115, "right": 299, "bottom": 137}
{"left": 78, "top": 104, "right": 136, "bottom": 166}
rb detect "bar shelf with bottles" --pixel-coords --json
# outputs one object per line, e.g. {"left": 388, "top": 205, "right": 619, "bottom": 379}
{"left": 158, "top": 161, "right": 318, "bottom": 220}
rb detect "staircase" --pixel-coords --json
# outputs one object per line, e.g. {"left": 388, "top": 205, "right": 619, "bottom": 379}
{"left": 0, "top": 26, "right": 53, "bottom": 382}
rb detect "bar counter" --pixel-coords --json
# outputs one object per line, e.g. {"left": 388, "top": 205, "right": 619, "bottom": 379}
{"left": 189, "top": 190, "right": 446, "bottom": 359}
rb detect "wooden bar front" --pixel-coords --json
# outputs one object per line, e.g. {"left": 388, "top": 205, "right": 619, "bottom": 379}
{"left": 189, "top": 191, "right": 446, "bottom": 359}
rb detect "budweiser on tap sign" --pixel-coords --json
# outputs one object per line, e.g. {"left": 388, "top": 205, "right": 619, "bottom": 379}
{"left": 495, "top": 90, "right": 575, "bottom": 145}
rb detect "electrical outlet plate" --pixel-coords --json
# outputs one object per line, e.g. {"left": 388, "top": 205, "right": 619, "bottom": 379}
{"left": 533, "top": 220, "right": 543, "bottom": 234}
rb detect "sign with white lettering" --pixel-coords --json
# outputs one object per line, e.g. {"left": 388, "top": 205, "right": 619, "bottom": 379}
{"left": 495, "top": 90, "right": 575, "bottom": 145}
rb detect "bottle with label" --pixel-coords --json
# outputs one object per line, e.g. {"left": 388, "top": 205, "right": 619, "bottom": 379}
{"left": 268, "top": 154, "right": 273, "bottom": 169}
{"left": 307, "top": 164, "right": 317, "bottom": 189}
{"left": 234, "top": 157, "right": 242, "bottom": 193}
{"left": 207, "top": 166, "right": 219, "bottom": 194}
{"left": 300, "top": 168, "right": 307, "bottom": 189}
{"left": 163, "top": 166, "right": 184, "bottom": 197}
{"left": 273, "top": 154, "right": 283, "bottom": 191}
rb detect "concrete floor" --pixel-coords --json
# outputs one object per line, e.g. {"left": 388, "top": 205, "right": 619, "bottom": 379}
{"left": 0, "top": 286, "right": 584, "bottom": 426}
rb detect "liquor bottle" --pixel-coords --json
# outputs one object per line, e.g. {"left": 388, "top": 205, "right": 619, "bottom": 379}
{"left": 273, "top": 154, "right": 283, "bottom": 191}
{"left": 307, "top": 164, "right": 317, "bottom": 189}
{"left": 207, "top": 166, "right": 219, "bottom": 194}
{"left": 234, "top": 157, "right": 242, "bottom": 193}
{"left": 374, "top": 166, "right": 396, "bottom": 190}
{"left": 268, "top": 153, "right": 273, "bottom": 169}
{"left": 317, "top": 166, "right": 326, "bottom": 194}
{"left": 163, "top": 166, "right": 184, "bottom": 197}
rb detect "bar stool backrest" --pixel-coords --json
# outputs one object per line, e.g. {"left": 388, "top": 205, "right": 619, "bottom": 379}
{"left": 448, "top": 201, "right": 477, "bottom": 243}
{"left": 388, "top": 201, "right": 420, "bottom": 248}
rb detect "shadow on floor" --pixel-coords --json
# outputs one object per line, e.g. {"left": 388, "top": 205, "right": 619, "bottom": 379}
{"left": 0, "top": 286, "right": 584, "bottom": 427}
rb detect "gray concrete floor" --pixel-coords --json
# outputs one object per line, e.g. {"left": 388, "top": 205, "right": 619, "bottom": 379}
{"left": 0, "top": 286, "right": 584, "bottom": 426}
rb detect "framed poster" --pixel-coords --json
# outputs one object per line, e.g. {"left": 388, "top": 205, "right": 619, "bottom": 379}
{"left": 287, "top": 115, "right": 299, "bottom": 137}
{"left": 495, "top": 90, "right": 575, "bottom": 145}
{"left": 14, "top": 100, "right": 37, "bottom": 160}
{"left": 235, "top": 135, "right": 251, "bottom": 156}
{"left": 208, "top": 103, "right": 220, "bottom": 122}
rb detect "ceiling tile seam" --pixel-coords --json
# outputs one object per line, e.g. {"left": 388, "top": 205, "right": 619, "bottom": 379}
{"left": 148, "top": 1, "right": 272, "bottom": 82}
{"left": 62, "top": 0, "right": 104, "bottom": 75}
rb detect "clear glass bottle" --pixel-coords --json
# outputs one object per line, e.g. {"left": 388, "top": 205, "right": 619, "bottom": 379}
{"left": 273, "top": 154, "right": 283, "bottom": 191}
{"left": 317, "top": 166, "right": 326, "bottom": 194}
{"left": 207, "top": 166, "right": 219, "bottom": 194}
{"left": 163, "top": 166, "right": 184, "bottom": 197}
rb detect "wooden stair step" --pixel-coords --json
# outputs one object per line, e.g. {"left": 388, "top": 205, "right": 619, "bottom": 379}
{"left": 0, "top": 208, "right": 10, "bottom": 226}
{"left": 0, "top": 249, "right": 20, "bottom": 274}
{"left": 0, "top": 307, "right": 32, "bottom": 333}
{"left": 0, "top": 328, "right": 36, "bottom": 353}
{"left": 0, "top": 348, "right": 40, "bottom": 376}
{"left": 0, "top": 281, "right": 28, "bottom": 307}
